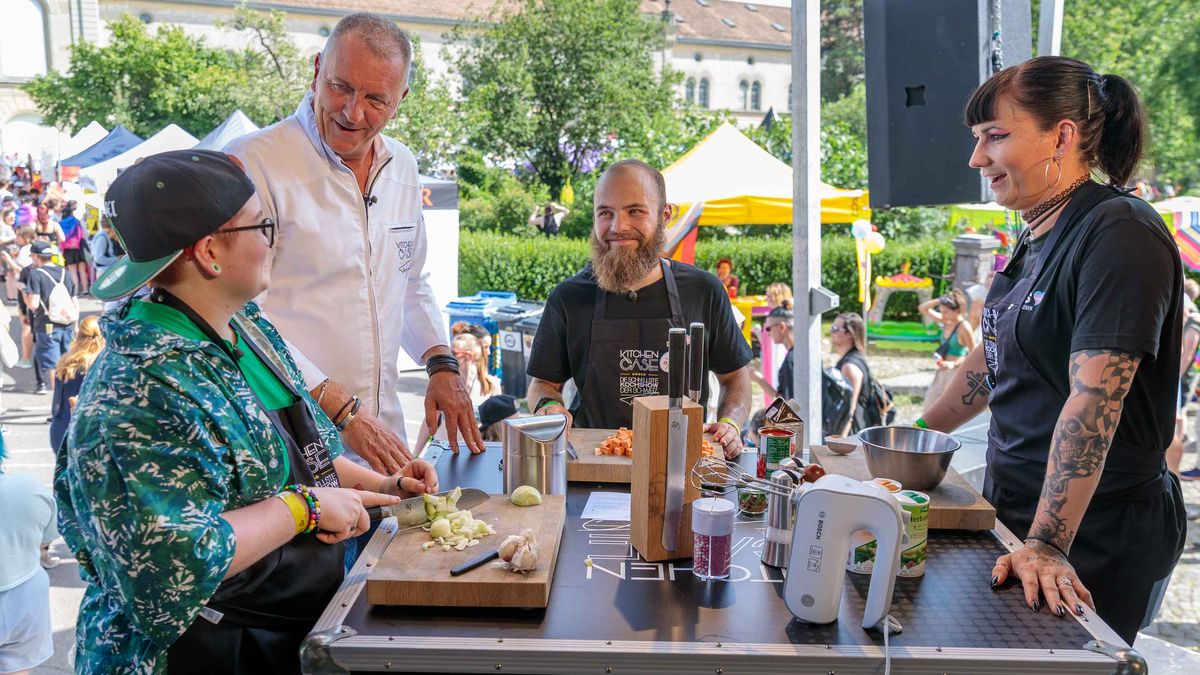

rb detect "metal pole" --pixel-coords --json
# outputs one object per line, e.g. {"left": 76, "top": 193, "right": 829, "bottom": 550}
{"left": 1038, "top": 0, "right": 1064, "bottom": 56}
{"left": 792, "top": 0, "right": 822, "bottom": 448}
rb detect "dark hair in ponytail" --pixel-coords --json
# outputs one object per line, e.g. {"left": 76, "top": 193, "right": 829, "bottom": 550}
{"left": 964, "top": 56, "right": 1148, "bottom": 188}
{"left": 1094, "top": 74, "right": 1145, "bottom": 189}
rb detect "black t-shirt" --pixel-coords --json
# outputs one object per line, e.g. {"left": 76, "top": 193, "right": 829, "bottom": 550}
{"left": 989, "top": 183, "right": 1183, "bottom": 496}
{"left": 24, "top": 263, "right": 76, "bottom": 329}
{"left": 528, "top": 260, "right": 752, "bottom": 414}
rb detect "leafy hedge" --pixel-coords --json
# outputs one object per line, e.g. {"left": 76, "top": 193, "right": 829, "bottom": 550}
{"left": 459, "top": 232, "right": 956, "bottom": 320}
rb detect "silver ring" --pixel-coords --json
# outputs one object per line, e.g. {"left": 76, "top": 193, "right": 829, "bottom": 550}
{"left": 1057, "top": 578, "right": 1073, "bottom": 587}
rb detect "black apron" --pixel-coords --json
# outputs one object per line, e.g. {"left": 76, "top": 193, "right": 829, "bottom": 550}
{"left": 573, "top": 259, "right": 685, "bottom": 429}
{"left": 981, "top": 190, "right": 1185, "bottom": 644}
{"left": 152, "top": 291, "right": 345, "bottom": 674}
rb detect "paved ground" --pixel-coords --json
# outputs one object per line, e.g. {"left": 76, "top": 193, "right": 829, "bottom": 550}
{"left": 11, "top": 308, "right": 1199, "bottom": 672}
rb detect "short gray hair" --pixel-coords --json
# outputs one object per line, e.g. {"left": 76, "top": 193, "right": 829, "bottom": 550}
{"left": 326, "top": 12, "right": 412, "bottom": 65}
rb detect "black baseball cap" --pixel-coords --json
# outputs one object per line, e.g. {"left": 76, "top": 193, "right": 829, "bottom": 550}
{"left": 30, "top": 241, "right": 59, "bottom": 258}
{"left": 478, "top": 395, "right": 518, "bottom": 434}
{"left": 92, "top": 150, "right": 256, "bottom": 300}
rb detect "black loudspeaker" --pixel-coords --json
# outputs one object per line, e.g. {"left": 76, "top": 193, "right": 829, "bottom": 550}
{"left": 865, "top": 0, "right": 1032, "bottom": 208}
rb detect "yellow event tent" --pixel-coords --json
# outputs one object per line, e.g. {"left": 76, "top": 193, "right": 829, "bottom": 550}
{"left": 662, "top": 122, "right": 870, "bottom": 228}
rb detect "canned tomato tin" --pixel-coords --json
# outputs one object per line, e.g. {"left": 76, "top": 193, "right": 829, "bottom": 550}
{"left": 758, "top": 426, "right": 795, "bottom": 476}
{"left": 897, "top": 490, "right": 929, "bottom": 578}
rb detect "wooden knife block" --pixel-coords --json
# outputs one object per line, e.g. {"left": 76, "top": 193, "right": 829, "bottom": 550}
{"left": 630, "top": 396, "right": 703, "bottom": 562}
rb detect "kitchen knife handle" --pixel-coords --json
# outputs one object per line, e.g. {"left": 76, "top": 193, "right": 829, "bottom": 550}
{"left": 451, "top": 548, "right": 500, "bottom": 576}
{"left": 668, "top": 328, "right": 687, "bottom": 400}
{"left": 366, "top": 506, "right": 384, "bottom": 523}
{"left": 688, "top": 322, "right": 705, "bottom": 396}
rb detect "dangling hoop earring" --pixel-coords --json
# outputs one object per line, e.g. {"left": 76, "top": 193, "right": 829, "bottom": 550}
{"left": 1042, "top": 157, "right": 1063, "bottom": 190}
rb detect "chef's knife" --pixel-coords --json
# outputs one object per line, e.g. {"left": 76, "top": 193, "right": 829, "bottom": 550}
{"left": 450, "top": 547, "right": 501, "bottom": 576}
{"left": 662, "top": 327, "right": 688, "bottom": 552}
{"left": 366, "top": 487, "right": 489, "bottom": 525}
{"left": 687, "top": 322, "right": 705, "bottom": 403}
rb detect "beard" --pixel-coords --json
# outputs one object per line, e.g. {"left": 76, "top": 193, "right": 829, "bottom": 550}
{"left": 589, "top": 223, "right": 667, "bottom": 294}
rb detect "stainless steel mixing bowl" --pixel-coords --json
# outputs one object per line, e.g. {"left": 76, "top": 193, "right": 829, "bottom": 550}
{"left": 858, "top": 426, "right": 960, "bottom": 491}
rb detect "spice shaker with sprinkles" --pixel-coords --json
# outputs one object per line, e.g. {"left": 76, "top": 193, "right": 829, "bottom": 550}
{"left": 692, "top": 497, "right": 735, "bottom": 580}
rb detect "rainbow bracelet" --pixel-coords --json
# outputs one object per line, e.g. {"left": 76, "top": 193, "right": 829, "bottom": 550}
{"left": 283, "top": 483, "right": 321, "bottom": 534}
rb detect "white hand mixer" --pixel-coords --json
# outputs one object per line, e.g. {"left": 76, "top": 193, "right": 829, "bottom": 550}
{"left": 692, "top": 457, "right": 906, "bottom": 631}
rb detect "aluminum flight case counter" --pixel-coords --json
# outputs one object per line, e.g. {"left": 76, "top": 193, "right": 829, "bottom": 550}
{"left": 302, "top": 442, "right": 1145, "bottom": 674}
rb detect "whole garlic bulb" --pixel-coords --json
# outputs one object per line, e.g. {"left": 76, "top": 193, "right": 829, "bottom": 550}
{"left": 497, "top": 534, "right": 525, "bottom": 563}
{"left": 509, "top": 538, "right": 540, "bottom": 572}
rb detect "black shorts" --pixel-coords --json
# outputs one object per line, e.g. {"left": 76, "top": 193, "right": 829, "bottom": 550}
{"left": 63, "top": 248, "right": 85, "bottom": 265}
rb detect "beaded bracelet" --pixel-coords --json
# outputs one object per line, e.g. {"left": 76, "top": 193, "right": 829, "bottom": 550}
{"left": 283, "top": 483, "right": 321, "bottom": 534}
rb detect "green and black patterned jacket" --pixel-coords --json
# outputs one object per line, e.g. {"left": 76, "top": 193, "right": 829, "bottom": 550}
{"left": 55, "top": 301, "right": 343, "bottom": 673}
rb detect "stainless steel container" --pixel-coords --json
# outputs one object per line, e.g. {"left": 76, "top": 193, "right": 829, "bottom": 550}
{"left": 858, "top": 425, "right": 960, "bottom": 491}
{"left": 503, "top": 414, "right": 568, "bottom": 496}
{"left": 760, "top": 468, "right": 802, "bottom": 568}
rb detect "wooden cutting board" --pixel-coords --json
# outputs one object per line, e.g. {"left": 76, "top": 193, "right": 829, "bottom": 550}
{"left": 809, "top": 445, "right": 996, "bottom": 531}
{"left": 567, "top": 428, "right": 631, "bottom": 483}
{"left": 567, "top": 428, "right": 718, "bottom": 483}
{"left": 367, "top": 495, "right": 567, "bottom": 608}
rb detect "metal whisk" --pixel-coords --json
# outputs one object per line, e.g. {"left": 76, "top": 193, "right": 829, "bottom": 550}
{"left": 690, "top": 456, "right": 793, "bottom": 498}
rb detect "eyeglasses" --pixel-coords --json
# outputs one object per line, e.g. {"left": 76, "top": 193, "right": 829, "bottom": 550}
{"left": 221, "top": 218, "right": 276, "bottom": 247}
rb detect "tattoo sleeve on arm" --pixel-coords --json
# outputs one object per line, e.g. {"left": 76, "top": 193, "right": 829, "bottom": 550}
{"left": 1028, "top": 349, "right": 1141, "bottom": 553}
{"left": 961, "top": 369, "right": 992, "bottom": 407}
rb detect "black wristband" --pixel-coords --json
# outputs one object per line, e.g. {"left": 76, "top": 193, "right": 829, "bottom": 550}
{"left": 425, "top": 354, "right": 460, "bottom": 376}
{"left": 1024, "top": 536, "right": 1069, "bottom": 559}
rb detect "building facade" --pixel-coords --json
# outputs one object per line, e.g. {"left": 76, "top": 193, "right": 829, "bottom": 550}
{"left": 2, "top": 0, "right": 793, "bottom": 170}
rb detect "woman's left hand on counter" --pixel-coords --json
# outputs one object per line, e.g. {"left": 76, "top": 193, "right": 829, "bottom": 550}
{"left": 381, "top": 459, "right": 439, "bottom": 497}
{"left": 704, "top": 421, "right": 743, "bottom": 459}
{"left": 992, "top": 539, "right": 1094, "bottom": 618}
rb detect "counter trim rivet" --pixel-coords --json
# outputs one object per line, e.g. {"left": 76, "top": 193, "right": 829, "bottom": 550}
{"left": 340, "top": 602, "right": 348, "bottom": 608}
{"left": 606, "top": 640, "right": 612, "bottom": 645}
{"left": 497, "top": 637, "right": 503, "bottom": 643}
{"left": 495, "top": 664, "right": 502, "bottom": 670}
{"left": 936, "top": 646, "right": 942, "bottom": 652}
{"left": 715, "top": 642, "right": 722, "bottom": 648}
{"left": 605, "top": 668, "right": 612, "bottom": 673}
{"left": 388, "top": 636, "right": 394, "bottom": 641}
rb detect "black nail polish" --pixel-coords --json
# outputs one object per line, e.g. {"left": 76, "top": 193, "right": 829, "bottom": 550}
{"left": 1056, "top": 605, "right": 1066, "bottom": 617}
{"left": 1032, "top": 600, "right": 1041, "bottom": 612}
{"left": 990, "top": 575, "right": 999, "bottom": 587}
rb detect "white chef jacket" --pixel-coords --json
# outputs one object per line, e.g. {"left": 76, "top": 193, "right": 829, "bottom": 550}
{"left": 226, "top": 92, "right": 447, "bottom": 450}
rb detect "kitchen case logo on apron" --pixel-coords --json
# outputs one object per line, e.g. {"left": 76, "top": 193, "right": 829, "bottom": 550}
{"left": 619, "top": 348, "right": 662, "bottom": 406}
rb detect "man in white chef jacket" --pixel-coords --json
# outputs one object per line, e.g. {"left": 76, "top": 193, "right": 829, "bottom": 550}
{"left": 227, "top": 12, "right": 483, "bottom": 474}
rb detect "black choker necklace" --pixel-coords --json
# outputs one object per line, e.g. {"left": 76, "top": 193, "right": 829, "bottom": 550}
{"left": 1022, "top": 175, "right": 1090, "bottom": 230}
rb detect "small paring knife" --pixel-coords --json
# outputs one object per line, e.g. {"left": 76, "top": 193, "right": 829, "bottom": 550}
{"left": 450, "top": 547, "right": 501, "bottom": 576}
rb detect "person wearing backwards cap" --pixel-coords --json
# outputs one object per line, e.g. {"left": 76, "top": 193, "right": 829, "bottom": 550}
{"left": 21, "top": 240, "right": 76, "bottom": 394}
{"left": 54, "top": 150, "right": 438, "bottom": 673}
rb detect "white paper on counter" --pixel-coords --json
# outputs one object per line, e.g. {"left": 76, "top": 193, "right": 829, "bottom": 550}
{"left": 581, "top": 492, "right": 631, "bottom": 521}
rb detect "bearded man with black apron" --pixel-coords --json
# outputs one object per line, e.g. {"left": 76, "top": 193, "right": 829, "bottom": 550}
{"left": 921, "top": 57, "right": 1186, "bottom": 646}
{"left": 525, "top": 160, "right": 752, "bottom": 459}
{"left": 55, "top": 150, "right": 434, "bottom": 673}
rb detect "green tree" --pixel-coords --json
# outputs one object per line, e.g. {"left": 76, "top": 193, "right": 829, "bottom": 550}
{"left": 23, "top": 9, "right": 307, "bottom": 137}
{"left": 452, "top": 0, "right": 678, "bottom": 201}
{"left": 385, "top": 37, "right": 464, "bottom": 175}
{"left": 1061, "top": 0, "right": 1200, "bottom": 190}
{"left": 821, "top": 1, "right": 866, "bottom": 101}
